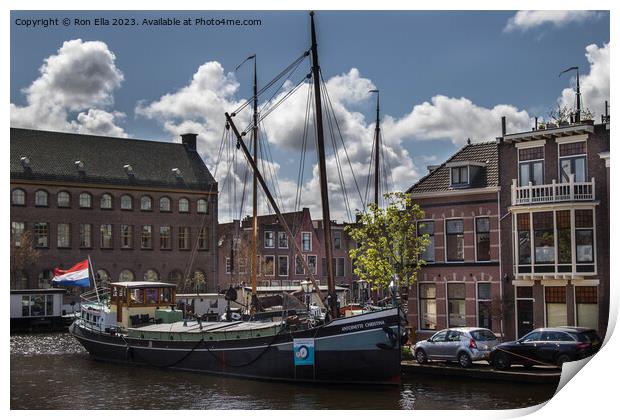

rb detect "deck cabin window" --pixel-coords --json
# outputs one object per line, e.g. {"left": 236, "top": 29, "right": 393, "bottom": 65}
{"left": 419, "top": 283, "right": 437, "bottom": 330}
{"left": 559, "top": 141, "right": 587, "bottom": 183}
{"left": 518, "top": 147, "right": 544, "bottom": 186}
{"left": 21, "top": 294, "right": 54, "bottom": 317}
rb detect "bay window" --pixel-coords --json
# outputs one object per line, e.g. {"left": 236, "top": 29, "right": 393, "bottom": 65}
{"left": 533, "top": 212, "right": 554, "bottom": 269}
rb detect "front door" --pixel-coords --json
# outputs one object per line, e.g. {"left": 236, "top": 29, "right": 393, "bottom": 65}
{"left": 517, "top": 300, "right": 534, "bottom": 339}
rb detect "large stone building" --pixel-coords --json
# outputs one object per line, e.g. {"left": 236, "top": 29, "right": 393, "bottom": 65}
{"left": 498, "top": 116, "right": 610, "bottom": 339}
{"left": 217, "top": 208, "right": 358, "bottom": 291}
{"left": 406, "top": 141, "right": 503, "bottom": 340}
{"left": 10, "top": 128, "right": 219, "bottom": 297}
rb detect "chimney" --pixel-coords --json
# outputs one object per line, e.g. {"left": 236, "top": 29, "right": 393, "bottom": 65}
{"left": 501, "top": 116, "right": 506, "bottom": 137}
{"left": 181, "top": 133, "right": 197, "bottom": 151}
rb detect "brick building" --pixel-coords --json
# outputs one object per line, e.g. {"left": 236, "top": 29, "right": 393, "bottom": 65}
{"left": 217, "top": 208, "right": 358, "bottom": 290}
{"left": 406, "top": 141, "right": 503, "bottom": 340}
{"left": 10, "top": 128, "right": 219, "bottom": 297}
{"left": 498, "top": 118, "right": 610, "bottom": 339}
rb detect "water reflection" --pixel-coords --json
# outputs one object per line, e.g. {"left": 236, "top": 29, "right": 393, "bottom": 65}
{"left": 10, "top": 333, "right": 556, "bottom": 410}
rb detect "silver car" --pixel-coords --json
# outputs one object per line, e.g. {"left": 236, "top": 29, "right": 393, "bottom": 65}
{"left": 412, "top": 327, "right": 499, "bottom": 368}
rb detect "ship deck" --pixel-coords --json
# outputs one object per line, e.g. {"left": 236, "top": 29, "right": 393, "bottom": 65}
{"left": 126, "top": 320, "right": 283, "bottom": 340}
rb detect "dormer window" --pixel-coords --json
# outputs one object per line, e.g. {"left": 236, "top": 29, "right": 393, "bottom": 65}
{"left": 451, "top": 166, "right": 469, "bottom": 186}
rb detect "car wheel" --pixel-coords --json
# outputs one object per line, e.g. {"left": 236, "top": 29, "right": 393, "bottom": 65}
{"left": 458, "top": 352, "right": 472, "bottom": 368}
{"left": 556, "top": 354, "right": 571, "bottom": 367}
{"left": 493, "top": 352, "right": 510, "bottom": 370}
{"left": 415, "top": 349, "right": 428, "bottom": 364}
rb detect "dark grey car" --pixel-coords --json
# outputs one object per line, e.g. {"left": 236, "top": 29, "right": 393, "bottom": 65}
{"left": 412, "top": 327, "right": 499, "bottom": 368}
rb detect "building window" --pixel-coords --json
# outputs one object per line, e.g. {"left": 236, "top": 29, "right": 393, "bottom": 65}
{"left": 12, "top": 188, "right": 26, "bottom": 206}
{"left": 96, "top": 269, "right": 111, "bottom": 289}
{"left": 225, "top": 258, "right": 232, "bottom": 274}
{"left": 35, "top": 190, "right": 48, "bottom": 207}
{"left": 143, "top": 269, "right": 159, "bottom": 282}
{"left": 545, "top": 286, "right": 567, "bottom": 327}
{"left": 178, "top": 227, "right": 191, "bottom": 250}
{"left": 264, "top": 231, "right": 275, "bottom": 248}
{"left": 119, "top": 269, "right": 135, "bottom": 282}
{"left": 120, "top": 225, "right": 133, "bottom": 249}
{"left": 477, "top": 283, "right": 492, "bottom": 329}
{"left": 576, "top": 286, "right": 598, "bottom": 329}
{"left": 556, "top": 210, "right": 572, "bottom": 271}
{"left": 418, "top": 221, "right": 435, "bottom": 262}
{"left": 447, "top": 283, "right": 466, "bottom": 327}
{"left": 57, "top": 223, "right": 71, "bottom": 248}
{"left": 296, "top": 255, "right": 305, "bottom": 275}
{"left": 263, "top": 255, "right": 275, "bottom": 276}
{"left": 559, "top": 141, "right": 587, "bottom": 183}
{"left": 238, "top": 259, "right": 247, "bottom": 274}
{"left": 100, "top": 193, "right": 112, "bottom": 209}
{"left": 334, "top": 231, "right": 342, "bottom": 249}
{"left": 197, "top": 199, "right": 208, "bottom": 214}
{"left": 445, "top": 219, "right": 464, "bottom": 262}
{"left": 517, "top": 213, "right": 531, "bottom": 267}
{"left": 11, "top": 222, "right": 25, "bottom": 247}
{"left": 278, "top": 256, "right": 289, "bottom": 277}
{"left": 57, "top": 191, "right": 71, "bottom": 208}
{"left": 451, "top": 166, "right": 468, "bottom": 185}
{"left": 38, "top": 270, "right": 53, "bottom": 289}
{"left": 34, "top": 223, "right": 49, "bottom": 248}
{"left": 79, "top": 192, "right": 92, "bottom": 209}
{"left": 141, "top": 225, "right": 152, "bottom": 249}
{"left": 475, "top": 217, "right": 491, "bottom": 261}
{"left": 518, "top": 146, "right": 544, "bottom": 186}
{"left": 140, "top": 195, "right": 152, "bottom": 211}
{"left": 302, "top": 232, "right": 312, "bottom": 252}
{"left": 419, "top": 284, "right": 437, "bottom": 330}
{"left": 575, "top": 210, "right": 594, "bottom": 265}
{"left": 307, "top": 255, "right": 317, "bottom": 275}
{"left": 160, "top": 197, "right": 171, "bottom": 212}
{"left": 533, "top": 212, "right": 554, "bottom": 265}
{"left": 277, "top": 232, "right": 288, "bottom": 248}
{"left": 179, "top": 198, "right": 190, "bottom": 213}
{"left": 198, "top": 227, "right": 208, "bottom": 250}
{"left": 160, "top": 226, "right": 172, "bottom": 250}
{"left": 120, "top": 194, "right": 133, "bottom": 210}
{"left": 100, "top": 224, "right": 113, "bottom": 249}
{"left": 79, "top": 224, "right": 92, "bottom": 248}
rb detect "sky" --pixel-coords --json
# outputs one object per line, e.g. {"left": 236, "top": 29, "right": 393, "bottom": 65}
{"left": 10, "top": 10, "right": 610, "bottom": 222}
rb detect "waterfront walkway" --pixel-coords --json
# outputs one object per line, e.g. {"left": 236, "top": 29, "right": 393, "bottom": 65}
{"left": 401, "top": 360, "right": 561, "bottom": 384}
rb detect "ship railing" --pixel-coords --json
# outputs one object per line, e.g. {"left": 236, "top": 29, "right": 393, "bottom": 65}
{"left": 79, "top": 287, "right": 110, "bottom": 304}
{"left": 77, "top": 317, "right": 125, "bottom": 335}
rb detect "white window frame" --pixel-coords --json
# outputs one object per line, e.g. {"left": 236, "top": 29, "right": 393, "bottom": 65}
{"left": 307, "top": 254, "right": 318, "bottom": 275}
{"left": 278, "top": 255, "right": 289, "bottom": 277}
{"left": 417, "top": 219, "right": 435, "bottom": 263}
{"left": 277, "top": 231, "right": 288, "bottom": 249}
{"left": 418, "top": 282, "right": 437, "bottom": 331}
{"left": 301, "top": 231, "right": 312, "bottom": 252}
{"left": 263, "top": 255, "right": 275, "bottom": 276}
{"left": 225, "top": 257, "right": 232, "bottom": 274}
{"left": 444, "top": 218, "right": 465, "bottom": 263}
{"left": 474, "top": 216, "right": 491, "bottom": 262}
{"left": 450, "top": 166, "right": 469, "bottom": 187}
{"left": 264, "top": 231, "right": 275, "bottom": 248}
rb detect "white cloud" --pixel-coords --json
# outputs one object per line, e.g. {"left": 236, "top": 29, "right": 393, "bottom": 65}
{"left": 558, "top": 43, "right": 609, "bottom": 119}
{"left": 11, "top": 39, "right": 127, "bottom": 137}
{"left": 505, "top": 11, "right": 600, "bottom": 32}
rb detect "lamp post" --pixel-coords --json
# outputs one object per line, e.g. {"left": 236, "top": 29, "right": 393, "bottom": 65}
{"left": 301, "top": 278, "right": 312, "bottom": 313}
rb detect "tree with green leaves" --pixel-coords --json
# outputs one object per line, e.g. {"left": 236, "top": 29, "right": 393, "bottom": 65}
{"left": 345, "top": 192, "right": 430, "bottom": 291}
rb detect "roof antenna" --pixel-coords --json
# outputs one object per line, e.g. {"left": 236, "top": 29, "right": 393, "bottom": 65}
{"left": 559, "top": 66, "right": 580, "bottom": 123}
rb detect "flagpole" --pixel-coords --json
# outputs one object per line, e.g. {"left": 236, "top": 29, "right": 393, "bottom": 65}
{"left": 88, "top": 255, "right": 100, "bottom": 303}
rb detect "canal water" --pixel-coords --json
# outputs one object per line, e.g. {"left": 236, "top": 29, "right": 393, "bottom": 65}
{"left": 11, "top": 333, "right": 557, "bottom": 410}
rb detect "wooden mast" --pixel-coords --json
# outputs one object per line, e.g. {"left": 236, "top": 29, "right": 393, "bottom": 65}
{"left": 309, "top": 11, "right": 338, "bottom": 319}
{"left": 250, "top": 55, "right": 260, "bottom": 314}
{"left": 371, "top": 90, "right": 380, "bottom": 207}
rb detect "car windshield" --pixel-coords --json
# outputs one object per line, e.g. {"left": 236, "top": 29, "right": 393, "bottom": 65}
{"left": 470, "top": 330, "right": 497, "bottom": 341}
{"left": 578, "top": 331, "right": 601, "bottom": 345}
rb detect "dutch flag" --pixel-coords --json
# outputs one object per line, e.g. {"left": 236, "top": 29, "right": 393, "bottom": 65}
{"left": 52, "top": 260, "right": 91, "bottom": 288}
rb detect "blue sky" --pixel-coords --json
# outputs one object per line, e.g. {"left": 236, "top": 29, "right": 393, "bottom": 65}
{"left": 10, "top": 10, "right": 610, "bottom": 221}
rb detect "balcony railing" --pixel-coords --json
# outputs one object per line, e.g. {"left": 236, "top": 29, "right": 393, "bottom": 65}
{"left": 511, "top": 176, "right": 595, "bottom": 205}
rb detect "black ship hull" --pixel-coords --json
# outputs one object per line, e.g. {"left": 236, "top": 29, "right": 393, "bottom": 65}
{"left": 70, "top": 308, "right": 403, "bottom": 385}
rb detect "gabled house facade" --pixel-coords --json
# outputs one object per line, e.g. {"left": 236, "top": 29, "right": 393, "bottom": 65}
{"left": 406, "top": 141, "right": 504, "bottom": 340}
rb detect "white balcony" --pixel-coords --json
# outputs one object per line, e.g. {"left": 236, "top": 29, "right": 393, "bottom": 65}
{"left": 511, "top": 175, "right": 595, "bottom": 206}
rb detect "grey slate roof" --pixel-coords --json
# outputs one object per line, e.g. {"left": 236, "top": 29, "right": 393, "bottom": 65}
{"left": 407, "top": 141, "right": 498, "bottom": 194}
{"left": 10, "top": 128, "right": 217, "bottom": 192}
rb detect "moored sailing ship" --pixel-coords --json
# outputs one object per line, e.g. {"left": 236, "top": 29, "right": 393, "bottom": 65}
{"left": 70, "top": 11, "right": 407, "bottom": 385}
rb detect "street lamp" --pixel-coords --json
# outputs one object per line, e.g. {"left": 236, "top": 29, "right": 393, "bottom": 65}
{"left": 301, "top": 278, "right": 312, "bottom": 312}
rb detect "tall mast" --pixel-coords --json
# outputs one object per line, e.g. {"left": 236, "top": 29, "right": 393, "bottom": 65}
{"left": 371, "top": 90, "right": 381, "bottom": 207}
{"left": 251, "top": 55, "right": 260, "bottom": 314}
{"left": 310, "top": 11, "right": 338, "bottom": 319}
{"left": 575, "top": 68, "right": 581, "bottom": 123}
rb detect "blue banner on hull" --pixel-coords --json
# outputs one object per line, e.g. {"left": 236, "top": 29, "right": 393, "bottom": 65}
{"left": 293, "top": 338, "right": 315, "bottom": 366}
